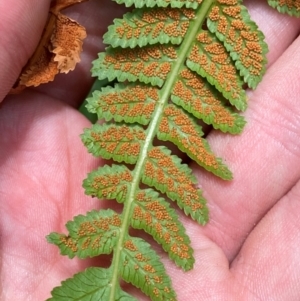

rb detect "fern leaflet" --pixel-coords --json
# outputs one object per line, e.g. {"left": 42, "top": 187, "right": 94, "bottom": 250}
{"left": 268, "top": 0, "right": 300, "bottom": 16}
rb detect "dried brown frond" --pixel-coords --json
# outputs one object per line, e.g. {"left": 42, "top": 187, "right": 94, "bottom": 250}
{"left": 51, "top": 13, "right": 86, "bottom": 73}
{"left": 10, "top": 0, "right": 88, "bottom": 93}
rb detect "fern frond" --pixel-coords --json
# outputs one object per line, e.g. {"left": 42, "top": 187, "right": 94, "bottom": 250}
{"left": 48, "top": 0, "right": 270, "bottom": 300}
{"left": 82, "top": 161, "right": 197, "bottom": 267}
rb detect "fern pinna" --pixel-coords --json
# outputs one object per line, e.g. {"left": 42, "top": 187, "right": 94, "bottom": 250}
{"left": 46, "top": 0, "right": 298, "bottom": 300}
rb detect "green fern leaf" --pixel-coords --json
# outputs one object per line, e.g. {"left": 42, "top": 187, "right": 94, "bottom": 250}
{"left": 207, "top": 0, "right": 268, "bottom": 89}
{"left": 131, "top": 188, "right": 194, "bottom": 270}
{"left": 172, "top": 67, "right": 246, "bottom": 133}
{"left": 121, "top": 237, "right": 176, "bottom": 301}
{"left": 267, "top": 0, "right": 300, "bottom": 17}
{"left": 82, "top": 124, "right": 146, "bottom": 164}
{"left": 86, "top": 84, "right": 157, "bottom": 125}
{"left": 104, "top": 7, "right": 195, "bottom": 48}
{"left": 92, "top": 44, "right": 177, "bottom": 87}
{"left": 158, "top": 104, "right": 232, "bottom": 179}
{"left": 187, "top": 30, "right": 247, "bottom": 111}
{"left": 48, "top": 0, "right": 270, "bottom": 300}
{"left": 83, "top": 161, "right": 196, "bottom": 268}
{"left": 83, "top": 164, "right": 132, "bottom": 202}
{"left": 48, "top": 212, "right": 178, "bottom": 300}
{"left": 47, "top": 209, "right": 121, "bottom": 258}
{"left": 47, "top": 267, "right": 137, "bottom": 301}
{"left": 141, "top": 146, "right": 208, "bottom": 223}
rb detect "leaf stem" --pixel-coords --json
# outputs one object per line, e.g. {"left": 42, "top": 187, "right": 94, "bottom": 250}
{"left": 108, "top": 1, "right": 215, "bottom": 299}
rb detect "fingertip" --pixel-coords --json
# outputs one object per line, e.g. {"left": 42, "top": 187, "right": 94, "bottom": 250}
{"left": 0, "top": 0, "right": 51, "bottom": 101}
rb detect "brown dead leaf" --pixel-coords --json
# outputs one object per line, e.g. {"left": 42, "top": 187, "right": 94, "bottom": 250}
{"left": 20, "top": 48, "right": 59, "bottom": 87}
{"left": 50, "top": 13, "right": 87, "bottom": 73}
{"left": 10, "top": 0, "right": 88, "bottom": 94}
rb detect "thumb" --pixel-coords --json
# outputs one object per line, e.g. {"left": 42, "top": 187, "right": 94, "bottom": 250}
{"left": 0, "top": 0, "right": 50, "bottom": 101}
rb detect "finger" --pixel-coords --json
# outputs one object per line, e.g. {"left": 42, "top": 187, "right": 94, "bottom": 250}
{"left": 231, "top": 179, "right": 300, "bottom": 300}
{"left": 191, "top": 32, "right": 300, "bottom": 260}
{"left": 34, "top": 0, "right": 127, "bottom": 107}
{"left": 0, "top": 0, "right": 50, "bottom": 101}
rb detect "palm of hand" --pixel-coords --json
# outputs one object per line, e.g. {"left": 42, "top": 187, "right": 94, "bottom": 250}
{"left": 1, "top": 1, "right": 300, "bottom": 300}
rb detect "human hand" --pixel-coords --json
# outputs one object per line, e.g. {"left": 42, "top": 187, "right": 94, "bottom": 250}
{"left": 1, "top": 0, "right": 300, "bottom": 300}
